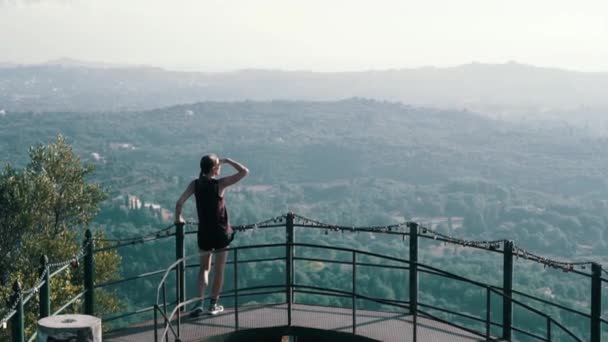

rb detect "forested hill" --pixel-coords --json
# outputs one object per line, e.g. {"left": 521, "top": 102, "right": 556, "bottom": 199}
{"left": 3, "top": 98, "right": 608, "bottom": 195}
{"left": 2, "top": 61, "right": 608, "bottom": 118}
{"left": 1, "top": 99, "right": 607, "bottom": 259}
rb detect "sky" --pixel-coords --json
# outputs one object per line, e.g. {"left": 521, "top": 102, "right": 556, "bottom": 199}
{"left": 1, "top": 0, "right": 608, "bottom": 72}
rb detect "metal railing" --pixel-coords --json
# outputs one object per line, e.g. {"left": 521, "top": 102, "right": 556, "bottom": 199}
{"left": 1, "top": 231, "right": 94, "bottom": 342}
{"left": 152, "top": 241, "right": 584, "bottom": 342}
{"left": 2, "top": 212, "right": 604, "bottom": 341}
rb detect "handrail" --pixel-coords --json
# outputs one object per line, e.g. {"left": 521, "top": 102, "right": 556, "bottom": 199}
{"left": 294, "top": 223, "right": 411, "bottom": 237}
{"left": 416, "top": 263, "right": 585, "bottom": 340}
{"left": 182, "top": 255, "right": 288, "bottom": 270}
{"left": 185, "top": 223, "right": 286, "bottom": 235}
{"left": 161, "top": 296, "right": 202, "bottom": 341}
{"left": 294, "top": 256, "right": 410, "bottom": 270}
{"left": 53, "top": 291, "right": 86, "bottom": 316}
{"left": 93, "top": 233, "right": 175, "bottom": 253}
{"left": 154, "top": 304, "right": 177, "bottom": 341}
{"left": 511, "top": 325, "right": 548, "bottom": 341}
{"left": 1, "top": 253, "right": 77, "bottom": 342}
{"left": 418, "top": 235, "right": 505, "bottom": 255}
{"left": 103, "top": 304, "right": 157, "bottom": 322}
{"left": 95, "top": 268, "right": 167, "bottom": 289}
{"left": 4, "top": 214, "right": 602, "bottom": 342}
{"left": 231, "top": 242, "right": 289, "bottom": 251}
{"left": 416, "top": 259, "right": 587, "bottom": 335}
{"left": 488, "top": 287, "right": 583, "bottom": 342}
{"left": 146, "top": 241, "right": 584, "bottom": 342}
{"left": 293, "top": 242, "right": 409, "bottom": 264}
{"left": 551, "top": 317, "right": 584, "bottom": 341}
{"left": 418, "top": 302, "right": 501, "bottom": 327}
{"left": 417, "top": 308, "right": 492, "bottom": 341}
{"left": 508, "top": 287, "right": 591, "bottom": 319}
{"left": 155, "top": 253, "right": 203, "bottom": 305}
{"left": 295, "top": 284, "right": 409, "bottom": 310}
{"left": 49, "top": 264, "right": 71, "bottom": 278}
{"left": 417, "top": 261, "right": 493, "bottom": 288}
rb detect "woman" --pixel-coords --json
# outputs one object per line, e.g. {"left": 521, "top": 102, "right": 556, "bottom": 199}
{"left": 175, "top": 154, "right": 249, "bottom": 315}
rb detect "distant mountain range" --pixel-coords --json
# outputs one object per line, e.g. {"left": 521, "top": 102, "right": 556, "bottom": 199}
{"left": 1, "top": 59, "right": 608, "bottom": 117}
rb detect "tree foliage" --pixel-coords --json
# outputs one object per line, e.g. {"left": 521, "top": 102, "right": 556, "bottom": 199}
{"left": 0, "top": 135, "right": 120, "bottom": 338}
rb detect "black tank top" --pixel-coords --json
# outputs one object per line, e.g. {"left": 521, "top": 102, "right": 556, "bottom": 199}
{"left": 194, "top": 178, "right": 232, "bottom": 239}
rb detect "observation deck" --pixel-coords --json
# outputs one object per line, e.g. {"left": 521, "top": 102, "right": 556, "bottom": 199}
{"left": 2, "top": 213, "right": 605, "bottom": 342}
{"left": 105, "top": 303, "right": 489, "bottom": 341}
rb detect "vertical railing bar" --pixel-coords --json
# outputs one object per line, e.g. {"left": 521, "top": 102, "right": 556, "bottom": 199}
{"left": 546, "top": 317, "right": 551, "bottom": 341}
{"left": 409, "top": 222, "right": 418, "bottom": 316}
{"left": 11, "top": 281, "right": 24, "bottom": 342}
{"left": 591, "top": 263, "right": 601, "bottom": 342}
{"left": 84, "top": 229, "right": 95, "bottom": 315}
{"left": 409, "top": 222, "right": 418, "bottom": 342}
{"left": 162, "top": 283, "right": 167, "bottom": 342}
{"left": 413, "top": 306, "right": 417, "bottom": 342}
{"left": 176, "top": 262, "right": 181, "bottom": 338}
{"left": 154, "top": 304, "right": 159, "bottom": 342}
{"left": 39, "top": 255, "right": 50, "bottom": 319}
{"left": 234, "top": 248, "right": 239, "bottom": 330}
{"left": 291, "top": 217, "right": 296, "bottom": 306}
{"left": 286, "top": 213, "right": 294, "bottom": 327}
{"left": 486, "top": 286, "right": 491, "bottom": 341}
{"left": 176, "top": 223, "right": 186, "bottom": 312}
{"left": 503, "top": 240, "right": 513, "bottom": 341}
{"left": 352, "top": 250, "right": 357, "bottom": 335}
{"left": 162, "top": 282, "right": 167, "bottom": 316}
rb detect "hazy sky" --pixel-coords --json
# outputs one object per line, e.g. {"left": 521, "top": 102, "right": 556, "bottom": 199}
{"left": 1, "top": 0, "right": 608, "bottom": 72}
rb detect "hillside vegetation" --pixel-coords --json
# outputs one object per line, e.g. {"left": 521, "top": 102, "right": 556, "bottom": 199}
{"left": 1, "top": 99, "right": 606, "bottom": 338}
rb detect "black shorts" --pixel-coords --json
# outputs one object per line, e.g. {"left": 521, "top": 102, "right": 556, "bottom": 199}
{"left": 198, "top": 229, "right": 234, "bottom": 251}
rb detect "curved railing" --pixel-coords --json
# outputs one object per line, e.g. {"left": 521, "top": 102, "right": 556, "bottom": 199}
{"left": 0, "top": 235, "right": 93, "bottom": 342}
{"left": 153, "top": 240, "right": 584, "bottom": 342}
{"left": 2, "top": 213, "right": 605, "bottom": 342}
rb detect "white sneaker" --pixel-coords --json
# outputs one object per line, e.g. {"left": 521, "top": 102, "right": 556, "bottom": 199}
{"left": 207, "top": 303, "right": 224, "bottom": 316}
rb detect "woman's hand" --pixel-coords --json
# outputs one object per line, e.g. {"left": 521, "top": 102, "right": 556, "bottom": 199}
{"left": 217, "top": 158, "right": 249, "bottom": 193}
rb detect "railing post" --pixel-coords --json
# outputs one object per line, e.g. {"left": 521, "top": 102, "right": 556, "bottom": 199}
{"left": 352, "top": 251, "right": 357, "bottom": 335}
{"left": 39, "top": 255, "right": 50, "bottom": 318}
{"left": 408, "top": 222, "right": 418, "bottom": 315}
{"left": 486, "top": 286, "right": 491, "bottom": 340}
{"left": 408, "top": 222, "right": 418, "bottom": 342}
{"left": 234, "top": 249, "right": 239, "bottom": 330}
{"left": 84, "top": 229, "right": 95, "bottom": 315}
{"left": 175, "top": 223, "right": 186, "bottom": 310}
{"left": 154, "top": 304, "right": 159, "bottom": 342}
{"left": 11, "top": 281, "right": 24, "bottom": 342}
{"left": 591, "top": 263, "right": 601, "bottom": 342}
{"left": 176, "top": 262, "right": 182, "bottom": 337}
{"left": 286, "top": 212, "right": 294, "bottom": 327}
{"left": 502, "top": 240, "right": 513, "bottom": 341}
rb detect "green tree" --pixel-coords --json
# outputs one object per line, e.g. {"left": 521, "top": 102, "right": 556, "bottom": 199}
{"left": 0, "top": 135, "right": 121, "bottom": 338}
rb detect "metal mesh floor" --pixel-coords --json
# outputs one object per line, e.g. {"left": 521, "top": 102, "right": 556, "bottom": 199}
{"left": 105, "top": 303, "right": 490, "bottom": 341}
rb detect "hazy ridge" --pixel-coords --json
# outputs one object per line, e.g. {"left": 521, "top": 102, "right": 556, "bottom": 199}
{"left": 2, "top": 61, "right": 608, "bottom": 125}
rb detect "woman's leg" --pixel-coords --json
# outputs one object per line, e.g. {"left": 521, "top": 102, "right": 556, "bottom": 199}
{"left": 198, "top": 251, "right": 212, "bottom": 300}
{"left": 209, "top": 249, "right": 228, "bottom": 301}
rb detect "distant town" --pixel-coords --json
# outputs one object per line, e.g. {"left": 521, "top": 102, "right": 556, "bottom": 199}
{"left": 113, "top": 194, "right": 173, "bottom": 223}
